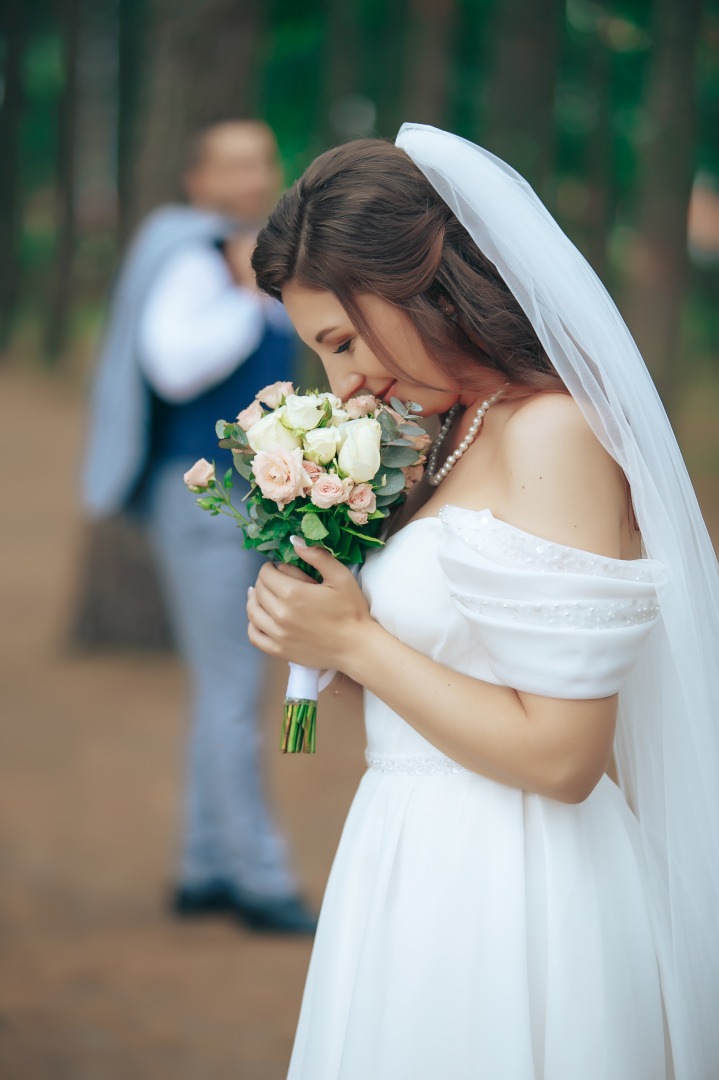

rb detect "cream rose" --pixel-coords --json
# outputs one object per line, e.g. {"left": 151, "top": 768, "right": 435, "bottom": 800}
{"left": 255, "top": 380, "right": 294, "bottom": 409}
{"left": 337, "top": 417, "right": 382, "bottom": 483}
{"left": 236, "top": 400, "right": 263, "bottom": 430}
{"left": 345, "top": 394, "right": 378, "bottom": 419}
{"left": 253, "top": 446, "right": 309, "bottom": 510}
{"left": 347, "top": 482, "right": 377, "bottom": 525}
{"left": 183, "top": 458, "right": 215, "bottom": 492}
{"left": 303, "top": 424, "right": 343, "bottom": 464}
{"left": 282, "top": 393, "right": 325, "bottom": 431}
{"left": 247, "top": 409, "right": 302, "bottom": 453}
{"left": 310, "top": 472, "right": 352, "bottom": 509}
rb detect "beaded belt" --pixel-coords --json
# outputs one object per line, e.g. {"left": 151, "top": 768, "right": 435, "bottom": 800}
{"left": 364, "top": 750, "right": 465, "bottom": 777}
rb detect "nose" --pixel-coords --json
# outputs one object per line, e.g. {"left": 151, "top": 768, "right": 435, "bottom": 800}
{"left": 323, "top": 364, "right": 366, "bottom": 403}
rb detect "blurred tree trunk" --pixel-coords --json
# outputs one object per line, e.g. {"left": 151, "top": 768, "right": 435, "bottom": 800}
{"left": 584, "top": 40, "right": 613, "bottom": 284}
{"left": 45, "top": 0, "right": 81, "bottom": 362}
{"left": 401, "top": 0, "right": 456, "bottom": 128}
{"left": 69, "top": 515, "right": 175, "bottom": 653}
{"left": 0, "top": 0, "right": 26, "bottom": 350}
{"left": 483, "top": 0, "right": 563, "bottom": 198}
{"left": 623, "top": 0, "right": 703, "bottom": 409}
{"left": 117, "top": 0, "right": 146, "bottom": 245}
{"left": 131, "top": 0, "right": 265, "bottom": 225}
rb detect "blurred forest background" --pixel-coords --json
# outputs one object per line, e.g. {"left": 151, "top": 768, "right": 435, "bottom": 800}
{"left": 1, "top": 0, "right": 718, "bottom": 402}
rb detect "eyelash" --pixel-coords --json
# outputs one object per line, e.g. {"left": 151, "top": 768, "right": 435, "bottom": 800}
{"left": 333, "top": 339, "right": 353, "bottom": 355}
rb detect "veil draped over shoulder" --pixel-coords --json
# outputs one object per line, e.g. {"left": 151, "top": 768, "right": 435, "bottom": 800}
{"left": 396, "top": 123, "right": 719, "bottom": 1078}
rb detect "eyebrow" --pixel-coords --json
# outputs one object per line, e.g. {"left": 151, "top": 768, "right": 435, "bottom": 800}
{"left": 315, "top": 327, "right": 338, "bottom": 343}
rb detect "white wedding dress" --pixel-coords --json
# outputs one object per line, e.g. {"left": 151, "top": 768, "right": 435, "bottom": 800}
{"left": 287, "top": 505, "right": 671, "bottom": 1080}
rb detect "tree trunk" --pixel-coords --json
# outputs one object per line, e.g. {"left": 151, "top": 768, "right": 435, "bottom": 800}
{"left": 130, "top": 0, "right": 264, "bottom": 225}
{"left": 0, "top": 0, "right": 26, "bottom": 351}
{"left": 68, "top": 515, "right": 175, "bottom": 653}
{"left": 117, "top": 0, "right": 146, "bottom": 245}
{"left": 483, "top": 0, "right": 564, "bottom": 198}
{"left": 623, "top": 0, "right": 703, "bottom": 408}
{"left": 44, "top": 0, "right": 81, "bottom": 362}
{"left": 401, "top": 0, "right": 456, "bottom": 129}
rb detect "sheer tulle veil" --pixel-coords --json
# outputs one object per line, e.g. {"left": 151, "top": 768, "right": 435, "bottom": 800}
{"left": 396, "top": 123, "right": 719, "bottom": 1077}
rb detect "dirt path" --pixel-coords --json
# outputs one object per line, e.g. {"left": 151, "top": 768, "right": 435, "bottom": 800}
{"left": 1, "top": 366, "right": 717, "bottom": 1079}
{"left": 0, "top": 367, "right": 366, "bottom": 1079}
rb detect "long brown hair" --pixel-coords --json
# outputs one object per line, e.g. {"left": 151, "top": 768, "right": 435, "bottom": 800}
{"left": 252, "top": 138, "right": 562, "bottom": 393}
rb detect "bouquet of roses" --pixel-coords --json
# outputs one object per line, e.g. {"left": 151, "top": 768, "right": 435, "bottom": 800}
{"left": 184, "top": 381, "right": 430, "bottom": 754}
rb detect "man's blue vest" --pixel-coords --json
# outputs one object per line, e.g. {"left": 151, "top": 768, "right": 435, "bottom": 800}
{"left": 147, "top": 324, "right": 294, "bottom": 472}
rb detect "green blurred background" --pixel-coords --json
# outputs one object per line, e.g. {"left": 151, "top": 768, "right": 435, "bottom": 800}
{"left": 2, "top": 0, "right": 718, "bottom": 410}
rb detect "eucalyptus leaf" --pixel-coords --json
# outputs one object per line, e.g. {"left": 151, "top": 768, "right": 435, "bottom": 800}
{"left": 399, "top": 422, "right": 423, "bottom": 435}
{"left": 257, "top": 539, "right": 281, "bottom": 551}
{"left": 233, "top": 456, "right": 254, "bottom": 481}
{"left": 408, "top": 402, "right": 423, "bottom": 413}
{"left": 381, "top": 445, "right": 420, "bottom": 468}
{"left": 377, "top": 410, "right": 398, "bottom": 441}
{"left": 389, "top": 396, "right": 408, "bottom": 417}
{"left": 215, "top": 419, "right": 228, "bottom": 438}
{"left": 374, "top": 467, "right": 406, "bottom": 496}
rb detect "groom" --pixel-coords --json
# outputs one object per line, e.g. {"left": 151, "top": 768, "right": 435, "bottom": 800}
{"left": 83, "top": 119, "right": 316, "bottom": 933}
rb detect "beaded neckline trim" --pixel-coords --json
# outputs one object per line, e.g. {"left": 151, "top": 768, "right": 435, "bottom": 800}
{"left": 438, "top": 505, "right": 661, "bottom": 584}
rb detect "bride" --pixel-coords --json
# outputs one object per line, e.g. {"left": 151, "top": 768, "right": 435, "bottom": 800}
{"left": 246, "top": 125, "right": 719, "bottom": 1079}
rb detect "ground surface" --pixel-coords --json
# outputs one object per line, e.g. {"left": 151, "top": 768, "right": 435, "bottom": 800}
{"left": 0, "top": 365, "right": 716, "bottom": 1079}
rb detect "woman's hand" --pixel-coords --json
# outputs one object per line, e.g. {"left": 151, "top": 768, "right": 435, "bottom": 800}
{"left": 246, "top": 538, "right": 372, "bottom": 671}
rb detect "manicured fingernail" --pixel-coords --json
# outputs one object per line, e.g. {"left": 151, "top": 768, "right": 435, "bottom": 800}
{"left": 290, "top": 535, "right": 307, "bottom": 549}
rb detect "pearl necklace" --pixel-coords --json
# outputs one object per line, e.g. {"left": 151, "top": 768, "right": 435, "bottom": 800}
{"left": 426, "top": 386, "right": 508, "bottom": 487}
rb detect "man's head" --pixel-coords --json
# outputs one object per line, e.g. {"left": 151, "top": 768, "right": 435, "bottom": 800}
{"left": 183, "top": 120, "right": 282, "bottom": 221}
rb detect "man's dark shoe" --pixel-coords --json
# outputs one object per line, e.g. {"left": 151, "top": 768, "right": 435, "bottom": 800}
{"left": 229, "top": 889, "right": 318, "bottom": 935}
{"left": 170, "top": 879, "right": 236, "bottom": 917}
{"left": 170, "top": 881, "right": 317, "bottom": 934}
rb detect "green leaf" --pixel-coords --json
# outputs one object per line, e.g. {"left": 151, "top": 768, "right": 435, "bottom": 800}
{"left": 224, "top": 468, "right": 233, "bottom": 484}
{"left": 233, "top": 456, "right": 254, "bottom": 481}
{"left": 408, "top": 401, "right": 423, "bottom": 413}
{"left": 381, "top": 445, "right": 420, "bottom": 468}
{"left": 377, "top": 410, "right": 398, "bottom": 441}
{"left": 375, "top": 492, "right": 400, "bottom": 507}
{"left": 257, "top": 539, "right": 281, "bottom": 552}
{"left": 389, "top": 396, "right": 409, "bottom": 417}
{"left": 216, "top": 419, "right": 229, "bottom": 438}
{"left": 196, "top": 497, "right": 215, "bottom": 510}
{"left": 373, "top": 467, "right": 406, "bottom": 496}
{"left": 398, "top": 422, "right": 423, "bottom": 435}
{"left": 301, "top": 513, "right": 329, "bottom": 541}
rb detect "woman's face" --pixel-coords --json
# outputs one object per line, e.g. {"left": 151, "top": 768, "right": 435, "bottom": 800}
{"left": 281, "top": 281, "right": 463, "bottom": 416}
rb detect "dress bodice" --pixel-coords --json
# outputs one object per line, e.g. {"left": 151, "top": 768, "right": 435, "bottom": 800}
{"left": 359, "top": 505, "right": 666, "bottom": 764}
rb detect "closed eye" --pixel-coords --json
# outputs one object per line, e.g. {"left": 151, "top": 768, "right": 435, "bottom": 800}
{"left": 333, "top": 339, "right": 353, "bottom": 355}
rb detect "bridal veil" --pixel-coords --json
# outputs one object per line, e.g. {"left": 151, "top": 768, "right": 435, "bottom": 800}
{"left": 396, "top": 122, "right": 719, "bottom": 1079}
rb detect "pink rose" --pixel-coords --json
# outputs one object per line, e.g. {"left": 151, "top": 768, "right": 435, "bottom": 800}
{"left": 255, "top": 380, "right": 295, "bottom": 409}
{"left": 347, "top": 483, "right": 377, "bottom": 526}
{"left": 402, "top": 464, "right": 424, "bottom": 489}
{"left": 302, "top": 459, "right": 326, "bottom": 492}
{"left": 404, "top": 420, "right": 432, "bottom": 456}
{"left": 252, "top": 446, "right": 308, "bottom": 510}
{"left": 183, "top": 458, "right": 216, "bottom": 492}
{"left": 311, "top": 472, "right": 351, "bottom": 509}
{"left": 348, "top": 482, "right": 376, "bottom": 513}
{"left": 345, "top": 394, "right": 378, "bottom": 419}
{"left": 236, "top": 400, "right": 263, "bottom": 430}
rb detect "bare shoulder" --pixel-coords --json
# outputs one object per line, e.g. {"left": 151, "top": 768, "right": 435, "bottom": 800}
{"left": 492, "top": 391, "right": 626, "bottom": 556}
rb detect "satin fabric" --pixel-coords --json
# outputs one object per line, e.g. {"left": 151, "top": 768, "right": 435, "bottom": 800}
{"left": 286, "top": 508, "right": 669, "bottom": 1080}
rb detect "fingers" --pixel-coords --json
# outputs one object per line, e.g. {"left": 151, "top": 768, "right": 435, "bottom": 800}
{"left": 246, "top": 585, "right": 281, "bottom": 639}
{"left": 289, "top": 537, "right": 354, "bottom": 586}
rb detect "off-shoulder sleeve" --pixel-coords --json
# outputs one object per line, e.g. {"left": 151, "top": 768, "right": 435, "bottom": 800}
{"left": 437, "top": 506, "right": 667, "bottom": 699}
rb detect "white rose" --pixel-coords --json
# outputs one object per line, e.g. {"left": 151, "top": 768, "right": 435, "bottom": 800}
{"left": 337, "top": 417, "right": 382, "bottom": 483}
{"left": 282, "top": 393, "right": 325, "bottom": 431}
{"left": 247, "top": 409, "right": 302, "bottom": 453}
{"left": 303, "top": 425, "right": 343, "bottom": 464}
{"left": 318, "top": 392, "right": 350, "bottom": 426}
